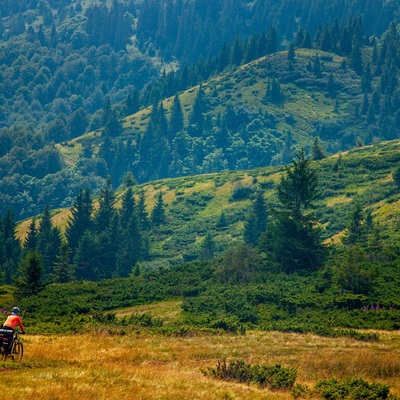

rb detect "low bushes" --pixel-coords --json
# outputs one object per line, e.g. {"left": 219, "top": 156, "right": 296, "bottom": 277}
{"left": 202, "top": 358, "right": 297, "bottom": 390}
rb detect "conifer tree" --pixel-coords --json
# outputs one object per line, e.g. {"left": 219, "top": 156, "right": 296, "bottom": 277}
{"left": 74, "top": 230, "right": 100, "bottom": 281}
{"left": 137, "top": 191, "right": 150, "bottom": 230}
{"left": 265, "top": 26, "right": 277, "bottom": 54}
{"left": 115, "top": 211, "right": 143, "bottom": 277}
{"left": 199, "top": 233, "right": 215, "bottom": 261}
{"left": 94, "top": 178, "right": 116, "bottom": 232}
{"left": 14, "top": 252, "right": 44, "bottom": 299}
{"left": 188, "top": 85, "right": 206, "bottom": 137}
{"left": 244, "top": 192, "right": 268, "bottom": 246}
{"left": 119, "top": 187, "right": 136, "bottom": 231}
{"left": 151, "top": 191, "right": 166, "bottom": 226}
{"left": 53, "top": 242, "right": 75, "bottom": 283}
{"left": 268, "top": 150, "right": 325, "bottom": 272}
{"left": 350, "top": 38, "right": 363, "bottom": 75}
{"left": 169, "top": 93, "right": 184, "bottom": 138}
{"left": 65, "top": 188, "right": 93, "bottom": 255}
{"left": 311, "top": 137, "right": 326, "bottom": 160}
{"left": 24, "top": 218, "right": 38, "bottom": 253}
{"left": 342, "top": 201, "right": 366, "bottom": 246}
{"left": 231, "top": 35, "right": 244, "bottom": 66}
{"left": 1, "top": 210, "right": 21, "bottom": 283}
{"left": 37, "top": 205, "right": 62, "bottom": 278}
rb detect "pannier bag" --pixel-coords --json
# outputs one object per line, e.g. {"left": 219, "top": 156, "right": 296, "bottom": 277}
{"left": 0, "top": 328, "right": 13, "bottom": 352}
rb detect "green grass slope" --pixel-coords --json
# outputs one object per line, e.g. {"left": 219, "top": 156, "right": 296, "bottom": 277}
{"left": 21, "top": 139, "right": 400, "bottom": 268}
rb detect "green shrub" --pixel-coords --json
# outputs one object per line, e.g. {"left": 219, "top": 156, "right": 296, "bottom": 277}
{"left": 315, "top": 378, "right": 390, "bottom": 399}
{"left": 230, "top": 183, "right": 256, "bottom": 201}
{"left": 291, "top": 383, "right": 311, "bottom": 399}
{"left": 203, "top": 358, "right": 297, "bottom": 390}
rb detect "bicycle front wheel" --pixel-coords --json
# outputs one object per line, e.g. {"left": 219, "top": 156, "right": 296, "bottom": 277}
{"left": 11, "top": 341, "right": 23, "bottom": 362}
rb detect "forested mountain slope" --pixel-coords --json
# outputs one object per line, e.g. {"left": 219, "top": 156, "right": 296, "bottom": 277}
{"left": 10, "top": 138, "right": 400, "bottom": 283}
{"left": 1, "top": 0, "right": 400, "bottom": 222}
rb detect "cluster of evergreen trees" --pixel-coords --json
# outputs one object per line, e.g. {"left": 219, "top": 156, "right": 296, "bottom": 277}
{"left": 136, "top": 0, "right": 399, "bottom": 63}
{"left": 0, "top": 180, "right": 172, "bottom": 288}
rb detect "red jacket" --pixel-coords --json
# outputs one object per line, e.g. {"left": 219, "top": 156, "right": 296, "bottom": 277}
{"left": 3, "top": 315, "right": 25, "bottom": 332}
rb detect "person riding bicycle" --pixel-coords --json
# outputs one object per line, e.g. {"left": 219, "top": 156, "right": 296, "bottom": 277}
{"left": 1, "top": 307, "right": 25, "bottom": 353}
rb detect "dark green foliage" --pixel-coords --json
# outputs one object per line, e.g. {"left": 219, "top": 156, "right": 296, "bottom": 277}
{"left": 14, "top": 252, "right": 44, "bottom": 299}
{"left": 315, "top": 378, "right": 390, "bottom": 400}
{"left": 231, "top": 183, "right": 256, "bottom": 201}
{"left": 198, "top": 233, "right": 215, "bottom": 261}
{"left": 151, "top": 191, "right": 166, "bottom": 226}
{"left": 37, "top": 205, "right": 62, "bottom": 278}
{"left": 65, "top": 187, "right": 93, "bottom": 255}
{"left": 244, "top": 191, "right": 268, "bottom": 246}
{"left": 311, "top": 137, "right": 327, "bottom": 160}
{"left": 268, "top": 150, "right": 325, "bottom": 272}
{"left": 203, "top": 359, "right": 297, "bottom": 390}
{"left": 53, "top": 242, "right": 74, "bottom": 283}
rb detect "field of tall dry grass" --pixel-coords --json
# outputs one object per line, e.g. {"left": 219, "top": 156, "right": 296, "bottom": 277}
{"left": 0, "top": 329, "right": 399, "bottom": 399}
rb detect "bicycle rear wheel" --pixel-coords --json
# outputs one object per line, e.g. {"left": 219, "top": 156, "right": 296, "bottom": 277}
{"left": 11, "top": 341, "right": 23, "bottom": 362}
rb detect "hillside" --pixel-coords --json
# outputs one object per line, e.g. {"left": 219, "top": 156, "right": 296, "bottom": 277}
{"left": 17, "top": 138, "right": 400, "bottom": 268}
{"left": 1, "top": 3, "right": 400, "bottom": 220}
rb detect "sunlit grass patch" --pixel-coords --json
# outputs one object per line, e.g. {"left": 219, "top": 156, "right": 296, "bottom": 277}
{"left": 1, "top": 330, "right": 399, "bottom": 399}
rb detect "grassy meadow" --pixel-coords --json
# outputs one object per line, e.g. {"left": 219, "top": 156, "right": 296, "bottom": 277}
{"left": 0, "top": 299, "right": 399, "bottom": 400}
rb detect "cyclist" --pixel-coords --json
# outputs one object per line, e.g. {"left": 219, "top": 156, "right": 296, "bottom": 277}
{"left": 1, "top": 307, "right": 25, "bottom": 353}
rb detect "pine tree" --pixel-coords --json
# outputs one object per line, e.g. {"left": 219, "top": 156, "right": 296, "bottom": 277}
{"left": 350, "top": 38, "right": 363, "bottom": 75}
{"left": 14, "top": 252, "right": 44, "bottom": 299}
{"left": 169, "top": 94, "right": 184, "bottom": 137}
{"left": 53, "top": 242, "right": 75, "bottom": 283}
{"left": 24, "top": 218, "right": 38, "bottom": 253}
{"left": 151, "top": 191, "right": 166, "bottom": 226}
{"left": 37, "top": 205, "right": 62, "bottom": 278}
{"left": 137, "top": 191, "right": 150, "bottom": 230}
{"left": 266, "top": 26, "right": 277, "bottom": 54}
{"left": 1, "top": 210, "right": 21, "bottom": 283}
{"left": 311, "top": 137, "right": 327, "bottom": 160}
{"left": 244, "top": 192, "right": 268, "bottom": 246}
{"left": 74, "top": 230, "right": 100, "bottom": 281}
{"left": 268, "top": 150, "right": 325, "bottom": 272}
{"left": 198, "top": 233, "right": 215, "bottom": 261}
{"left": 115, "top": 211, "right": 143, "bottom": 277}
{"left": 342, "top": 201, "right": 366, "bottom": 246}
{"left": 66, "top": 188, "right": 93, "bottom": 255}
{"left": 188, "top": 85, "right": 206, "bottom": 137}
{"left": 231, "top": 35, "right": 244, "bottom": 66}
{"left": 119, "top": 187, "right": 136, "bottom": 231}
{"left": 94, "top": 178, "right": 116, "bottom": 232}
{"left": 126, "top": 88, "right": 140, "bottom": 115}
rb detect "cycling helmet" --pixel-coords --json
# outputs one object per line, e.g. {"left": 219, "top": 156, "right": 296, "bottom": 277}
{"left": 11, "top": 307, "right": 20, "bottom": 315}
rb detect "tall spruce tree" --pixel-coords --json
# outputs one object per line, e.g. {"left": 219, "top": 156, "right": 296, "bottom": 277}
{"left": 53, "top": 242, "right": 75, "bottom": 283}
{"left": 137, "top": 191, "right": 150, "bottom": 230}
{"left": 198, "top": 232, "right": 215, "bottom": 261}
{"left": 24, "top": 218, "right": 38, "bottom": 253}
{"left": 268, "top": 150, "right": 325, "bottom": 272}
{"left": 14, "top": 252, "right": 44, "bottom": 299}
{"left": 65, "top": 187, "right": 93, "bottom": 256}
{"left": 169, "top": 93, "right": 184, "bottom": 138}
{"left": 151, "top": 191, "right": 166, "bottom": 226}
{"left": 1, "top": 210, "right": 21, "bottom": 282}
{"left": 244, "top": 192, "right": 267, "bottom": 246}
{"left": 37, "top": 205, "right": 62, "bottom": 278}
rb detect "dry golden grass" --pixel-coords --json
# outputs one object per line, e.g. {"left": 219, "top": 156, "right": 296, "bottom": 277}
{"left": 1, "top": 330, "right": 399, "bottom": 399}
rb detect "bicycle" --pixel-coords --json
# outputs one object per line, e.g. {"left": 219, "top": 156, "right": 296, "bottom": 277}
{"left": 0, "top": 331, "right": 24, "bottom": 362}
